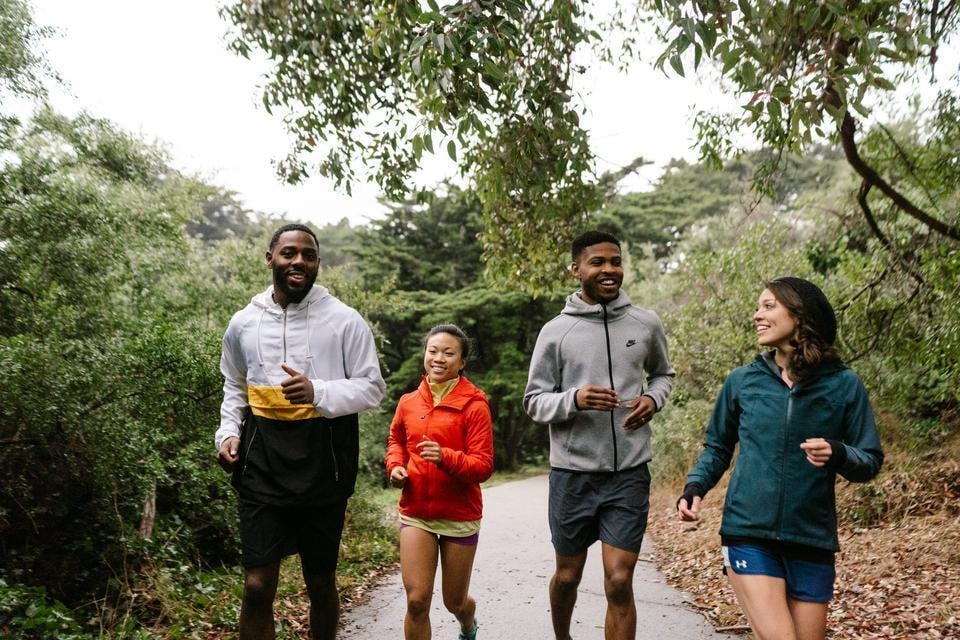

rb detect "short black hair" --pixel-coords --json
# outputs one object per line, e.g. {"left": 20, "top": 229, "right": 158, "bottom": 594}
{"left": 571, "top": 230, "right": 620, "bottom": 262}
{"left": 269, "top": 223, "right": 319, "bottom": 250}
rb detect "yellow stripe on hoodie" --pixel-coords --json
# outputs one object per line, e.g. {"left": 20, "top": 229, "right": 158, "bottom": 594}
{"left": 248, "top": 385, "right": 322, "bottom": 421}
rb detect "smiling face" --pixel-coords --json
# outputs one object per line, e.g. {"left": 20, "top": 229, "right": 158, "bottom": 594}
{"left": 266, "top": 230, "right": 319, "bottom": 306}
{"left": 571, "top": 242, "right": 623, "bottom": 305}
{"left": 423, "top": 332, "right": 466, "bottom": 384}
{"left": 754, "top": 288, "right": 798, "bottom": 351}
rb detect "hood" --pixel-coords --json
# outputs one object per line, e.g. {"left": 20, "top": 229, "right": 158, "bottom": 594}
{"left": 756, "top": 350, "right": 848, "bottom": 381}
{"left": 250, "top": 284, "right": 331, "bottom": 315}
{"left": 561, "top": 290, "right": 633, "bottom": 319}
{"left": 418, "top": 375, "right": 487, "bottom": 411}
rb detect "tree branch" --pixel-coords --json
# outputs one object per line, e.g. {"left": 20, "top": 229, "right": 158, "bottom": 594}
{"left": 857, "top": 180, "right": 927, "bottom": 285}
{"left": 837, "top": 107, "right": 960, "bottom": 240}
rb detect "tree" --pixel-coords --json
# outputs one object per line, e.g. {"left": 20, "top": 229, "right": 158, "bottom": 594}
{"left": 352, "top": 183, "right": 485, "bottom": 292}
{"left": 0, "top": 109, "right": 238, "bottom": 606}
{"left": 221, "top": 0, "right": 958, "bottom": 291}
{"left": 654, "top": 0, "right": 960, "bottom": 243}
{"left": 0, "top": 0, "right": 56, "bottom": 107}
{"left": 221, "top": 0, "right": 603, "bottom": 291}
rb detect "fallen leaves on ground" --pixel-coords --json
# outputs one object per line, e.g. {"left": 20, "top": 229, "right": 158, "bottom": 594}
{"left": 648, "top": 451, "right": 960, "bottom": 639}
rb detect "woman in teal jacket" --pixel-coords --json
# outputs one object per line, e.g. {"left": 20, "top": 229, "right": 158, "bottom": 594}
{"left": 677, "top": 277, "right": 883, "bottom": 640}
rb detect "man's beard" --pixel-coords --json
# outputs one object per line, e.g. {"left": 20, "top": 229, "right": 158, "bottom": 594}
{"left": 273, "top": 265, "right": 317, "bottom": 303}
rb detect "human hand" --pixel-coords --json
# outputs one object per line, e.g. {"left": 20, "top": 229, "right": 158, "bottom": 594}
{"left": 280, "top": 364, "right": 315, "bottom": 404}
{"left": 389, "top": 466, "right": 408, "bottom": 488}
{"left": 800, "top": 438, "right": 832, "bottom": 467}
{"left": 623, "top": 395, "right": 656, "bottom": 431}
{"left": 575, "top": 385, "right": 620, "bottom": 411}
{"left": 677, "top": 495, "right": 702, "bottom": 522}
{"left": 217, "top": 436, "right": 240, "bottom": 472}
{"left": 416, "top": 438, "right": 442, "bottom": 464}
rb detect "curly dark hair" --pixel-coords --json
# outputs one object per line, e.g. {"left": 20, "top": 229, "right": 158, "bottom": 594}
{"left": 766, "top": 280, "right": 840, "bottom": 383}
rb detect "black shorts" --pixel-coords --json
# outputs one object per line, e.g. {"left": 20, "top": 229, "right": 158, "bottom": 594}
{"left": 548, "top": 464, "right": 651, "bottom": 555}
{"left": 238, "top": 498, "right": 348, "bottom": 573}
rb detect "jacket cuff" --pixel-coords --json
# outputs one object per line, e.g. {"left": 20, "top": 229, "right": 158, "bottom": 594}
{"left": 825, "top": 439, "right": 848, "bottom": 469}
{"left": 310, "top": 378, "right": 325, "bottom": 410}
{"left": 676, "top": 482, "right": 705, "bottom": 510}
{"left": 642, "top": 393, "right": 660, "bottom": 412}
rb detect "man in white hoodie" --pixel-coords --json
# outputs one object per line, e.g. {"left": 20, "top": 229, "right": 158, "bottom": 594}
{"left": 215, "top": 224, "right": 385, "bottom": 640}
{"left": 524, "top": 230, "right": 674, "bottom": 640}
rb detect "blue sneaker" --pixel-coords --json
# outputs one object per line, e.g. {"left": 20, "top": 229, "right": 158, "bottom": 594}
{"left": 458, "top": 620, "right": 478, "bottom": 640}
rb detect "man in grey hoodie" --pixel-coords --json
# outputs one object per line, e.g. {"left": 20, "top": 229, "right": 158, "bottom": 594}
{"left": 524, "top": 230, "right": 675, "bottom": 640}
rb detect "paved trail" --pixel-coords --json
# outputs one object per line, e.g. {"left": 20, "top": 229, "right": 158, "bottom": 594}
{"left": 341, "top": 475, "right": 737, "bottom": 639}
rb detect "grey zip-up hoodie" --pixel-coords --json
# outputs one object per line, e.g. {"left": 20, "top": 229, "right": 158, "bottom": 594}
{"left": 523, "top": 290, "right": 675, "bottom": 472}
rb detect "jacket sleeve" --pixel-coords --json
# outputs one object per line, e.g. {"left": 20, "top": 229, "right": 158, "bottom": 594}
{"left": 685, "top": 374, "right": 741, "bottom": 496}
{"left": 311, "top": 312, "right": 386, "bottom": 417}
{"left": 440, "top": 400, "right": 494, "bottom": 484}
{"left": 643, "top": 312, "right": 676, "bottom": 411}
{"left": 215, "top": 322, "right": 248, "bottom": 451}
{"left": 523, "top": 327, "right": 579, "bottom": 424}
{"left": 835, "top": 376, "right": 884, "bottom": 482}
{"left": 384, "top": 402, "right": 408, "bottom": 475}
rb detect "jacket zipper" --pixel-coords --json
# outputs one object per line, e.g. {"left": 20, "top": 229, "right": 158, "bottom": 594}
{"left": 775, "top": 386, "right": 795, "bottom": 541}
{"left": 602, "top": 304, "right": 618, "bottom": 471}
{"left": 282, "top": 308, "right": 287, "bottom": 362}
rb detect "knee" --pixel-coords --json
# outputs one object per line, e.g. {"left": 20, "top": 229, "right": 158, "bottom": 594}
{"left": 405, "top": 589, "right": 433, "bottom": 618}
{"left": 552, "top": 569, "right": 582, "bottom": 594}
{"left": 604, "top": 569, "right": 634, "bottom": 605}
{"left": 304, "top": 570, "right": 337, "bottom": 601}
{"left": 442, "top": 593, "right": 472, "bottom": 617}
{"left": 243, "top": 572, "right": 278, "bottom": 608}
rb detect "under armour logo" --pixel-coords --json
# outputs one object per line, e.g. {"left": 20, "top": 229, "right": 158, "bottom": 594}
{"left": 735, "top": 560, "right": 748, "bottom": 570}
{"left": 626, "top": 339, "right": 637, "bottom": 347}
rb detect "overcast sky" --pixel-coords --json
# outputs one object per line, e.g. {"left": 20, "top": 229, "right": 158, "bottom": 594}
{"left": 24, "top": 0, "right": 741, "bottom": 228}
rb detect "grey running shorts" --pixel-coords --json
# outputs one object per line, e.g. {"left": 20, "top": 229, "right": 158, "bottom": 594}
{"left": 548, "top": 463, "right": 650, "bottom": 555}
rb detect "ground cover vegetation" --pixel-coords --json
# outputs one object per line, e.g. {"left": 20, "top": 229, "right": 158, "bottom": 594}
{"left": 2, "top": 0, "right": 958, "bottom": 637}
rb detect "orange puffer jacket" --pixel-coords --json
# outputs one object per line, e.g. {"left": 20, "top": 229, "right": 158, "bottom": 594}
{"left": 384, "top": 376, "right": 494, "bottom": 521}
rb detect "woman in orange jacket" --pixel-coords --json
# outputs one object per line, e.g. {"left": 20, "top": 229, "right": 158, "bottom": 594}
{"left": 385, "top": 324, "right": 494, "bottom": 640}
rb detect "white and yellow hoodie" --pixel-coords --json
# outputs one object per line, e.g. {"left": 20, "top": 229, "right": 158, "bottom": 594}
{"left": 216, "top": 284, "right": 385, "bottom": 505}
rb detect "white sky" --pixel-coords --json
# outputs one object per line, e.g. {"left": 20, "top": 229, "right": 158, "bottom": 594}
{"left": 23, "top": 0, "right": 737, "bottom": 228}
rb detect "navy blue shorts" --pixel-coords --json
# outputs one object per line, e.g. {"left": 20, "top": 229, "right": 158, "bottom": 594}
{"left": 238, "top": 499, "right": 347, "bottom": 573}
{"left": 723, "top": 544, "right": 836, "bottom": 603}
{"left": 548, "top": 464, "right": 650, "bottom": 555}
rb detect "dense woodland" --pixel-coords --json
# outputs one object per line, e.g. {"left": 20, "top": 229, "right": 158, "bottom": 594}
{"left": 2, "top": 0, "right": 958, "bottom": 638}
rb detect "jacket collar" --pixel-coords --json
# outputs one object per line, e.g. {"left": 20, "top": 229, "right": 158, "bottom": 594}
{"left": 561, "top": 290, "right": 632, "bottom": 320}
{"left": 755, "top": 351, "right": 847, "bottom": 385}
{"left": 417, "top": 375, "right": 483, "bottom": 410}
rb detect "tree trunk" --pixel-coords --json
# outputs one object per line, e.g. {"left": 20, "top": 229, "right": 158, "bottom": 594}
{"left": 139, "top": 481, "right": 156, "bottom": 540}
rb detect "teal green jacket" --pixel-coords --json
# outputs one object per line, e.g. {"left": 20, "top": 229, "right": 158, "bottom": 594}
{"left": 686, "top": 353, "right": 883, "bottom": 552}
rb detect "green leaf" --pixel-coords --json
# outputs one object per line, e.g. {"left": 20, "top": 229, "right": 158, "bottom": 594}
{"left": 483, "top": 59, "right": 506, "bottom": 82}
{"left": 447, "top": 139, "right": 457, "bottom": 161}
{"left": 873, "top": 77, "right": 896, "bottom": 91}
{"left": 423, "top": 133, "right": 434, "bottom": 153}
{"left": 669, "top": 54, "right": 685, "bottom": 77}
{"left": 767, "top": 98, "right": 781, "bottom": 120}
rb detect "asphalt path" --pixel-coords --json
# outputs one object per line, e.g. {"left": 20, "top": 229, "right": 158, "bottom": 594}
{"left": 340, "top": 475, "right": 737, "bottom": 639}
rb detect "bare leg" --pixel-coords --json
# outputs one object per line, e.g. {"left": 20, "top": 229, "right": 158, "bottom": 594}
{"left": 727, "top": 571, "right": 799, "bottom": 640}
{"left": 302, "top": 567, "right": 339, "bottom": 640}
{"left": 240, "top": 562, "right": 281, "bottom": 640}
{"left": 400, "top": 526, "right": 441, "bottom": 640}
{"left": 788, "top": 598, "right": 828, "bottom": 640}
{"left": 438, "top": 539, "right": 479, "bottom": 634}
{"left": 550, "top": 551, "right": 587, "bottom": 640}
{"left": 600, "top": 543, "right": 639, "bottom": 640}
